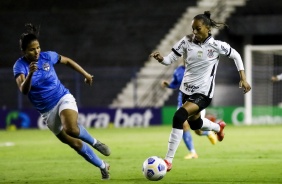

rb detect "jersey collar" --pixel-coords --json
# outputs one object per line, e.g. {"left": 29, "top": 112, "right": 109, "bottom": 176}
{"left": 191, "top": 33, "right": 213, "bottom": 46}
{"left": 202, "top": 33, "right": 213, "bottom": 44}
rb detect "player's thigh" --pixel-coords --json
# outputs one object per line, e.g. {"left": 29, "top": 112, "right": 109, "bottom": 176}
{"left": 182, "top": 101, "right": 199, "bottom": 115}
{"left": 58, "top": 94, "right": 79, "bottom": 134}
{"left": 60, "top": 109, "right": 79, "bottom": 134}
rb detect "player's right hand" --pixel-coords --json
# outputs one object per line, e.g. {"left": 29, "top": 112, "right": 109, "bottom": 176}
{"left": 29, "top": 61, "right": 38, "bottom": 73}
{"left": 150, "top": 51, "right": 164, "bottom": 62}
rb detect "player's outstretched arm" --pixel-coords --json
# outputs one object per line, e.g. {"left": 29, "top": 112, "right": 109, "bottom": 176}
{"left": 271, "top": 76, "right": 279, "bottom": 82}
{"left": 271, "top": 74, "right": 282, "bottom": 82}
{"left": 60, "top": 55, "right": 93, "bottom": 86}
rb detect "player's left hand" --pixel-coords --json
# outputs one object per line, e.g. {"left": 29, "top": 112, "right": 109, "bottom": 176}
{"left": 239, "top": 80, "right": 251, "bottom": 94}
{"left": 271, "top": 76, "right": 279, "bottom": 82}
{"left": 84, "top": 74, "right": 94, "bottom": 86}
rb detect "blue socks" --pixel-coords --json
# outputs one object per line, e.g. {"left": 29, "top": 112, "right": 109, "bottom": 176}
{"left": 77, "top": 125, "right": 105, "bottom": 168}
{"left": 78, "top": 124, "right": 96, "bottom": 145}
{"left": 77, "top": 142, "right": 103, "bottom": 167}
{"left": 182, "top": 130, "right": 194, "bottom": 151}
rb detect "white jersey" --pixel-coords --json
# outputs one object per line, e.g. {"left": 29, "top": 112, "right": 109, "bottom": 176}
{"left": 161, "top": 35, "right": 244, "bottom": 98}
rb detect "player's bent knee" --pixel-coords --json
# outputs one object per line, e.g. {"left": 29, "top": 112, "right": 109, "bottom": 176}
{"left": 188, "top": 117, "right": 203, "bottom": 130}
{"left": 173, "top": 107, "right": 189, "bottom": 129}
{"left": 64, "top": 126, "right": 80, "bottom": 137}
{"left": 57, "top": 131, "right": 82, "bottom": 151}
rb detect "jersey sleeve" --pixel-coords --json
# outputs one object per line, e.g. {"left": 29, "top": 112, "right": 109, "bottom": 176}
{"left": 47, "top": 51, "right": 60, "bottom": 65}
{"left": 168, "top": 72, "right": 180, "bottom": 89}
{"left": 167, "top": 66, "right": 184, "bottom": 89}
{"left": 13, "top": 61, "right": 27, "bottom": 78}
{"left": 216, "top": 40, "right": 244, "bottom": 71}
{"left": 171, "top": 36, "right": 187, "bottom": 57}
{"left": 216, "top": 40, "right": 232, "bottom": 56}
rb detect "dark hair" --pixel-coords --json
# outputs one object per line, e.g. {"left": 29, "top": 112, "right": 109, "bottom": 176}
{"left": 19, "top": 23, "right": 40, "bottom": 51}
{"left": 193, "top": 11, "right": 227, "bottom": 29}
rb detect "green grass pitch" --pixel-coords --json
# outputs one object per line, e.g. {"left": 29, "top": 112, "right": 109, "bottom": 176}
{"left": 1, "top": 125, "right": 282, "bottom": 184}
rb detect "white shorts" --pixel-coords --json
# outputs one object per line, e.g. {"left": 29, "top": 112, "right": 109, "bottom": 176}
{"left": 41, "top": 94, "right": 78, "bottom": 135}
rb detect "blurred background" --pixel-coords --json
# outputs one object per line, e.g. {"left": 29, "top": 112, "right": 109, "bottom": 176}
{"left": 1, "top": 0, "right": 282, "bottom": 128}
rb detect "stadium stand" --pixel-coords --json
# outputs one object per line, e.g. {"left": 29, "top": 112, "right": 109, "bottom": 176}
{"left": 0, "top": 0, "right": 197, "bottom": 108}
{"left": 1, "top": 0, "right": 282, "bottom": 109}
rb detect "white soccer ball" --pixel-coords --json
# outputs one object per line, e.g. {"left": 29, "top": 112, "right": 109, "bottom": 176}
{"left": 142, "top": 156, "right": 167, "bottom": 181}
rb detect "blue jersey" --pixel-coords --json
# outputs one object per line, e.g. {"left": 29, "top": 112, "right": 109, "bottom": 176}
{"left": 13, "top": 51, "right": 70, "bottom": 113}
{"left": 167, "top": 65, "right": 185, "bottom": 108}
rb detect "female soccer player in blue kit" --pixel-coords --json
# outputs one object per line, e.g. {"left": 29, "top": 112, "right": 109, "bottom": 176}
{"left": 162, "top": 64, "right": 218, "bottom": 159}
{"left": 13, "top": 24, "right": 111, "bottom": 180}
{"left": 151, "top": 11, "right": 251, "bottom": 171}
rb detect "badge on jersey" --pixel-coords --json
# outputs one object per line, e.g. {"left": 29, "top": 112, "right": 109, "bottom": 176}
{"left": 207, "top": 49, "right": 214, "bottom": 58}
{"left": 43, "top": 63, "right": 50, "bottom": 71}
{"left": 197, "top": 51, "right": 203, "bottom": 58}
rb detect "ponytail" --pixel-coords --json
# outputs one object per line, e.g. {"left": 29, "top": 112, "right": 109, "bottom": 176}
{"left": 194, "top": 11, "right": 227, "bottom": 29}
{"left": 19, "top": 23, "right": 40, "bottom": 51}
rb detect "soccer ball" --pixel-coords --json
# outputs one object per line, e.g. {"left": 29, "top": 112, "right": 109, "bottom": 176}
{"left": 142, "top": 156, "right": 167, "bottom": 181}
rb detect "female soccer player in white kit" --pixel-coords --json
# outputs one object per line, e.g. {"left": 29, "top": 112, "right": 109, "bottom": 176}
{"left": 161, "top": 64, "right": 218, "bottom": 160}
{"left": 13, "top": 23, "right": 111, "bottom": 179}
{"left": 150, "top": 11, "right": 251, "bottom": 171}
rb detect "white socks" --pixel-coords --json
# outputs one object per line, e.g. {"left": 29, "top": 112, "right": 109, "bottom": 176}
{"left": 165, "top": 117, "right": 219, "bottom": 163}
{"left": 201, "top": 118, "right": 220, "bottom": 132}
{"left": 99, "top": 161, "right": 106, "bottom": 169}
{"left": 165, "top": 128, "right": 183, "bottom": 163}
{"left": 92, "top": 138, "right": 97, "bottom": 146}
